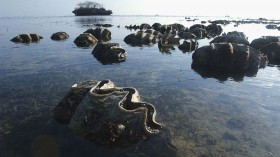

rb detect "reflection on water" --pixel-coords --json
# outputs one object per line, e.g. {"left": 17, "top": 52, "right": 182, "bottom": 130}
{"left": 74, "top": 16, "right": 112, "bottom": 27}
{"left": 0, "top": 15, "right": 280, "bottom": 157}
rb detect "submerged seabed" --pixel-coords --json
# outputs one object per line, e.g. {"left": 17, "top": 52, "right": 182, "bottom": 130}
{"left": 0, "top": 15, "right": 280, "bottom": 157}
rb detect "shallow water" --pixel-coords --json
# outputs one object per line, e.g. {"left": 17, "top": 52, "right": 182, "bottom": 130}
{"left": 0, "top": 15, "right": 280, "bottom": 157}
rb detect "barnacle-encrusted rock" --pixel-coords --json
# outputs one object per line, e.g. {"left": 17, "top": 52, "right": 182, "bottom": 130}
{"left": 178, "top": 39, "right": 198, "bottom": 52}
{"left": 259, "top": 42, "right": 280, "bottom": 64}
{"left": 74, "top": 33, "right": 98, "bottom": 47}
{"left": 84, "top": 27, "right": 111, "bottom": 42}
{"left": 11, "top": 34, "right": 43, "bottom": 43}
{"left": 210, "top": 34, "right": 250, "bottom": 46}
{"left": 178, "top": 32, "right": 196, "bottom": 40}
{"left": 124, "top": 31, "right": 157, "bottom": 46}
{"left": 158, "top": 33, "right": 180, "bottom": 53}
{"left": 92, "top": 43, "right": 127, "bottom": 64}
{"left": 51, "top": 32, "right": 69, "bottom": 41}
{"left": 250, "top": 36, "right": 280, "bottom": 50}
{"left": 206, "top": 24, "right": 223, "bottom": 37}
{"left": 192, "top": 43, "right": 267, "bottom": 74}
{"left": 53, "top": 80, "right": 162, "bottom": 147}
{"left": 227, "top": 31, "right": 247, "bottom": 39}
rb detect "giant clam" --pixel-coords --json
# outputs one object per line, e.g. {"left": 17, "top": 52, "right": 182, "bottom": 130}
{"left": 53, "top": 80, "right": 162, "bottom": 147}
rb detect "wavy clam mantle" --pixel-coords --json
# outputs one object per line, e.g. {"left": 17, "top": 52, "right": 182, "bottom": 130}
{"left": 72, "top": 8, "right": 113, "bottom": 16}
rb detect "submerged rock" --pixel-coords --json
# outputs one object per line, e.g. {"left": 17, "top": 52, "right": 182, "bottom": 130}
{"left": 74, "top": 33, "right": 98, "bottom": 47}
{"left": 53, "top": 80, "right": 162, "bottom": 147}
{"left": 227, "top": 118, "right": 245, "bottom": 130}
{"left": 92, "top": 43, "right": 127, "bottom": 64}
{"left": 11, "top": 34, "right": 43, "bottom": 43}
{"left": 51, "top": 32, "right": 69, "bottom": 41}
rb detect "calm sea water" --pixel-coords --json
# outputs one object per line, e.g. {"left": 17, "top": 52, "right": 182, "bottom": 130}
{"left": 0, "top": 15, "right": 280, "bottom": 157}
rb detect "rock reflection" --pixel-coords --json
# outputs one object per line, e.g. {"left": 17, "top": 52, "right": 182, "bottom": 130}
{"left": 192, "top": 66, "right": 247, "bottom": 82}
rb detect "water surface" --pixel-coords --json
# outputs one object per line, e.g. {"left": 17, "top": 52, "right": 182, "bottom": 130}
{"left": 0, "top": 15, "right": 280, "bottom": 157}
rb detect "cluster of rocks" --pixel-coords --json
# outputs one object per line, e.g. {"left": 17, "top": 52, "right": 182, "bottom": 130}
{"left": 203, "top": 18, "right": 280, "bottom": 31}
{"left": 192, "top": 31, "right": 280, "bottom": 79}
{"left": 73, "top": 27, "right": 127, "bottom": 64}
{"left": 124, "top": 22, "right": 223, "bottom": 53}
{"left": 11, "top": 27, "right": 126, "bottom": 64}
{"left": 10, "top": 32, "right": 69, "bottom": 43}
{"left": 10, "top": 20, "right": 280, "bottom": 75}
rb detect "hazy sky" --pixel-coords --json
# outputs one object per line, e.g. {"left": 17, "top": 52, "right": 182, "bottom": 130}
{"left": 0, "top": 0, "right": 278, "bottom": 18}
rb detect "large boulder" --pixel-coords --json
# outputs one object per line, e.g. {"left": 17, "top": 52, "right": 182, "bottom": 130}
{"left": 11, "top": 34, "right": 43, "bottom": 43}
{"left": 84, "top": 27, "right": 111, "bottom": 42}
{"left": 192, "top": 43, "right": 267, "bottom": 74}
{"left": 210, "top": 34, "right": 250, "bottom": 46}
{"left": 92, "top": 43, "right": 127, "bottom": 64}
{"left": 124, "top": 31, "right": 157, "bottom": 46}
{"left": 74, "top": 33, "right": 98, "bottom": 47}
{"left": 250, "top": 36, "right": 280, "bottom": 50}
{"left": 51, "top": 32, "right": 69, "bottom": 41}
{"left": 259, "top": 42, "right": 280, "bottom": 64}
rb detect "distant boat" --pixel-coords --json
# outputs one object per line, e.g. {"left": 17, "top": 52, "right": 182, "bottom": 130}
{"left": 72, "top": 8, "right": 113, "bottom": 16}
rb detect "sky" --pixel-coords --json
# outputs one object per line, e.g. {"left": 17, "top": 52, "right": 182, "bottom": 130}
{"left": 0, "top": 0, "right": 279, "bottom": 19}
